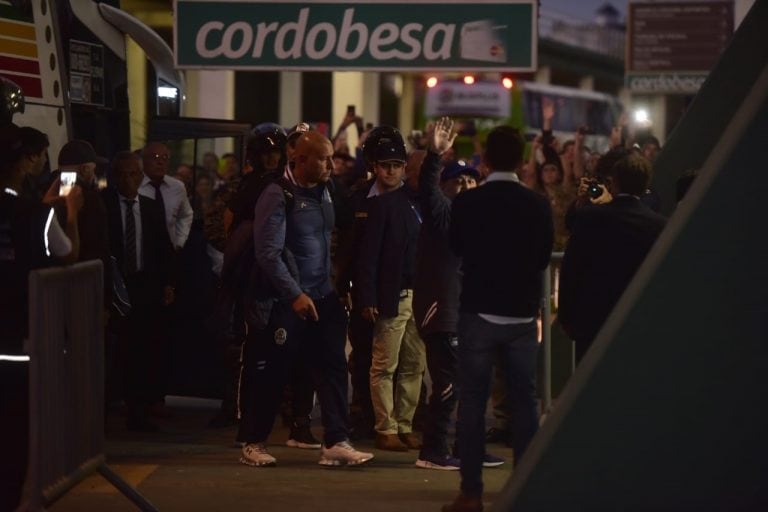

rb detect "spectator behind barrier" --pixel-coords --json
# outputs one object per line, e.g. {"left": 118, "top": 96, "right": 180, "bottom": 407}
{"left": 559, "top": 153, "right": 666, "bottom": 362}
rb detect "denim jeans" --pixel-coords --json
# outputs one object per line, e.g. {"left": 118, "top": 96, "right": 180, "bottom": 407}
{"left": 456, "top": 314, "right": 539, "bottom": 497}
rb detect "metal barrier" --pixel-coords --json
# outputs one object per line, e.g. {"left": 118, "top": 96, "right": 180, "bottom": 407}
{"left": 540, "top": 252, "right": 568, "bottom": 416}
{"left": 24, "top": 260, "right": 157, "bottom": 511}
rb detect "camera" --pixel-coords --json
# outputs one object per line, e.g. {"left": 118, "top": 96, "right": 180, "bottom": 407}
{"left": 586, "top": 178, "right": 604, "bottom": 199}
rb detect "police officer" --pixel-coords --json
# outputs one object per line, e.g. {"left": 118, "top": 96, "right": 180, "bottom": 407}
{"left": 1, "top": 122, "right": 83, "bottom": 511}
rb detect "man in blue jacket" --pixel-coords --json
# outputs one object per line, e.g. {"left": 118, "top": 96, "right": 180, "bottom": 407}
{"left": 236, "top": 131, "right": 373, "bottom": 468}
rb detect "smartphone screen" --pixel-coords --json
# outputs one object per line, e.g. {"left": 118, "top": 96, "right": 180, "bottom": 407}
{"left": 59, "top": 172, "right": 77, "bottom": 196}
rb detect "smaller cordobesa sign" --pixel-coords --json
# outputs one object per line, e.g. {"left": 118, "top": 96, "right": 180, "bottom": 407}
{"left": 174, "top": 0, "right": 537, "bottom": 71}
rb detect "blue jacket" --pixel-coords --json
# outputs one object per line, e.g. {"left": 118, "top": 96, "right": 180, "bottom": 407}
{"left": 253, "top": 181, "right": 335, "bottom": 302}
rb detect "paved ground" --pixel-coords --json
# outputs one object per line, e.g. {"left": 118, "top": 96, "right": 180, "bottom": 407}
{"left": 49, "top": 398, "right": 516, "bottom": 512}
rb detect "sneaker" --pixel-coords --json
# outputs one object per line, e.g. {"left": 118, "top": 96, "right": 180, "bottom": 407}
{"left": 482, "top": 453, "right": 505, "bottom": 468}
{"left": 415, "top": 453, "right": 460, "bottom": 471}
{"left": 240, "top": 443, "right": 277, "bottom": 467}
{"left": 318, "top": 441, "right": 374, "bottom": 466}
{"left": 286, "top": 424, "right": 322, "bottom": 449}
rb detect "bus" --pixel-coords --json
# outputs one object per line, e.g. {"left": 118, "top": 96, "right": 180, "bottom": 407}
{"left": 0, "top": 0, "right": 184, "bottom": 161}
{"left": 422, "top": 76, "right": 623, "bottom": 154}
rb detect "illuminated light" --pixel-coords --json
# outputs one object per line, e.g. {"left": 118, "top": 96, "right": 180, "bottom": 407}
{"left": 463, "top": 75, "right": 475, "bottom": 85}
{"left": 44, "top": 207, "right": 54, "bottom": 257}
{"left": 0, "top": 354, "right": 30, "bottom": 362}
{"left": 426, "top": 76, "right": 438, "bottom": 88}
{"left": 502, "top": 77, "right": 514, "bottom": 89}
{"left": 634, "top": 109, "right": 650, "bottom": 124}
{"left": 158, "top": 86, "right": 178, "bottom": 99}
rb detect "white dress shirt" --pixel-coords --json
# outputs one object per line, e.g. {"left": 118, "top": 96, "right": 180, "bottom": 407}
{"left": 118, "top": 194, "right": 143, "bottom": 272}
{"left": 139, "top": 174, "right": 193, "bottom": 249}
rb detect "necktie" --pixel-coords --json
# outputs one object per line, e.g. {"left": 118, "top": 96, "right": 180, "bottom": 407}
{"left": 152, "top": 181, "right": 166, "bottom": 223}
{"left": 124, "top": 199, "right": 137, "bottom": 275}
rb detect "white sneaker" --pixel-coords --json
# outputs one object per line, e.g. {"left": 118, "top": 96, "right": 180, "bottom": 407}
{"left": 318, "top": 441, "right": 374, "bottom": 466}
{"left": 240, "top": 443, "right": 277, "bottom": 467}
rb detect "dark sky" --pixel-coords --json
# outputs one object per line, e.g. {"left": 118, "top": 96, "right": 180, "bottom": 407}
{"left": 541, "top": 0, "right": 628, "bottom": 21}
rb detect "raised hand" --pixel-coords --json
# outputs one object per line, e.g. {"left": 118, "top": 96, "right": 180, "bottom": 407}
{"left": 430, "top": 116, "right": 457, "bottom": 155}
{"left": 542, "top": 98, "right": 555, "bottom": 122}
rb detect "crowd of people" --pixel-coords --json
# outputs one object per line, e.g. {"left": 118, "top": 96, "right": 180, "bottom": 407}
{"left": 2, "top": 76, "right": 683, "bottom": 510}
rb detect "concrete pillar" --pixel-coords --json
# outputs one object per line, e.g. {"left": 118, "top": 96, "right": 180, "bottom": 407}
{"left": 536, "top": 65, "right": 552, "bottom": 84}
{"left": 280, "top": 72, "right": 302, "bottom": 127}
{"left": 332, "top": 71, "right": 365, "bottom": 150}
{"left": 398, "top": 73, "right": 415, "bottom": 135}
{"left": 362, "top": 72, "right": 380, "bottom": 128}
{"left": 184, "top": 70, "right": 235, "bottom": 155}
{"left": 579, "top": 75, "right": 595, "bottom": 91}
{"left": 126, "top": 38, "right": 147, "bottom": 151}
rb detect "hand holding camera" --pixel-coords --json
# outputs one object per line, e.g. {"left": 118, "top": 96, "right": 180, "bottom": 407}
{"left": 578, "top": 177, "right": 612, "bottom": 205}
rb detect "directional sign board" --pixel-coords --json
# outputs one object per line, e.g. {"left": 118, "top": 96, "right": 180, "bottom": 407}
{"left": 626, "top": 1, "right": 733, "bottom": 93}
{"left": 174, "top": 0, "right": 537, "bottom": 71}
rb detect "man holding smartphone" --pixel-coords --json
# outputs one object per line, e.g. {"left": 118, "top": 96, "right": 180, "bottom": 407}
{"left": 55, "top": 140, "right": 112, "bottom": 305}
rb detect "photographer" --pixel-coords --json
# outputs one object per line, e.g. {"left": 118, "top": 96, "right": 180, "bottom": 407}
{"left": 559, "top": 153, "right": 666, "bottom": 362}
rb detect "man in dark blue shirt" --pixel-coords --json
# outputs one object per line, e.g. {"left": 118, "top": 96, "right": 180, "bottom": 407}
{"left": 236, "top": 131, "right": 373, "bottom": 468}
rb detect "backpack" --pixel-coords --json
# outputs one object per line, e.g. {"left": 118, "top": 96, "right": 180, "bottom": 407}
{"left": 219, "top": 173, "right": 297, "bottom": 330}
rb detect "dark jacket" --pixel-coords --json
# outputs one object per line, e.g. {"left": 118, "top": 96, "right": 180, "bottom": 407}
{"left": 412, "top": 150, "right": 460, "bottom": 336}
{"left": 357, "top": 185, "right": 421, "bottom": 318}
{"left": 0, "top": 193, "right": 50, "bottom": 351}
{"left": 103, "top": 189, "right": 175, "bottom": 306}
{"left": 333, "top": 178, "right": 375, "bottom": 299}
{"left": 558, "top": 195, "right": 666, "bottom": 343}
{"left": 57, "top": 180, "right": 111, "bottom": 304}
{"left": 450, "top": 175, "right": 554, "bottom": 317}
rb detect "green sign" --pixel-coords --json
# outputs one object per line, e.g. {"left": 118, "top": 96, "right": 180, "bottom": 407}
{"left": 174, "top": 0, "right": 537, "bottom": 71}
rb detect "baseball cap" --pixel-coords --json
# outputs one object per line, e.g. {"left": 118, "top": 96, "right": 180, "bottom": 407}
{"left": 373, "top": 138, "right": 407, "bottom": 163}
{"left": 58, "top": 139, "right": 107, "bottom": 166}
{"left": 441, "top": 160, "right": 480, "bottom": 182}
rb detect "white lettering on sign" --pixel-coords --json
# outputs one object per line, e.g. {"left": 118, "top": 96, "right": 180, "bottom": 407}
{"left": 628, "top": 73, "right": 707, "bottom": 92}
{"left": 194, "top": 7, "right": 457, "bottom": 62}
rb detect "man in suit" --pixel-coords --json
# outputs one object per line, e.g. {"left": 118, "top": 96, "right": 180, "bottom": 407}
{"left": 103, "top": 151, "right": 175, "bottom": 431}
{"left": 559, "top": 153, "right": 666, "bottom": 363}
{"left": 357, "top": 130, "right": 426, "bottom": 452}
{"left": 445, "top": 126, "right": 554, "bottom": 512}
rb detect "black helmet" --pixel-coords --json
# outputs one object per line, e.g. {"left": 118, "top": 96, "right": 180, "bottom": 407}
{"left": 362, "top": 126, "right": 406, "bottom": 167}
{"left": 1, "top": 77, "right": 25, "bottom": 125}
{"left": 248, "top": 122, "right": 287, "bottom": 156}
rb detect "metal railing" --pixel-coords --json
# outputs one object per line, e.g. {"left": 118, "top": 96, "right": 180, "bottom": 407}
{"left": 24, "top": 260, "right": 157, "bottom": 511}
{"left": 540, "top": 252, "right": 569, "bottom": 416}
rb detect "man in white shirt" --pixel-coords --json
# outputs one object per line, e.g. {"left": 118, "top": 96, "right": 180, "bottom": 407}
{"left": 139, "top": 142, "right": 193, "bottom": 250}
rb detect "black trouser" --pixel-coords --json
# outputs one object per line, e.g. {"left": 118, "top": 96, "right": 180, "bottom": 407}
{"left": 0, "top": 361, "right": 28, "bottom": 512}
{"left": 419, "top": 331, "right": 459, "bottom": 457}
{"left": 347, "top": 308, "right": 374, "bottom": 428}
{"left": 237, "top": 294, "right": 350, "bottom": 446}
{"left": 121, "top": 274, "right": 164, "bottom": 419}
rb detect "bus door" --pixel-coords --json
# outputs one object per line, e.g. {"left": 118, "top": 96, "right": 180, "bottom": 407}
{"left": 147, "top": 116, "right": 251, "bottom": 398}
